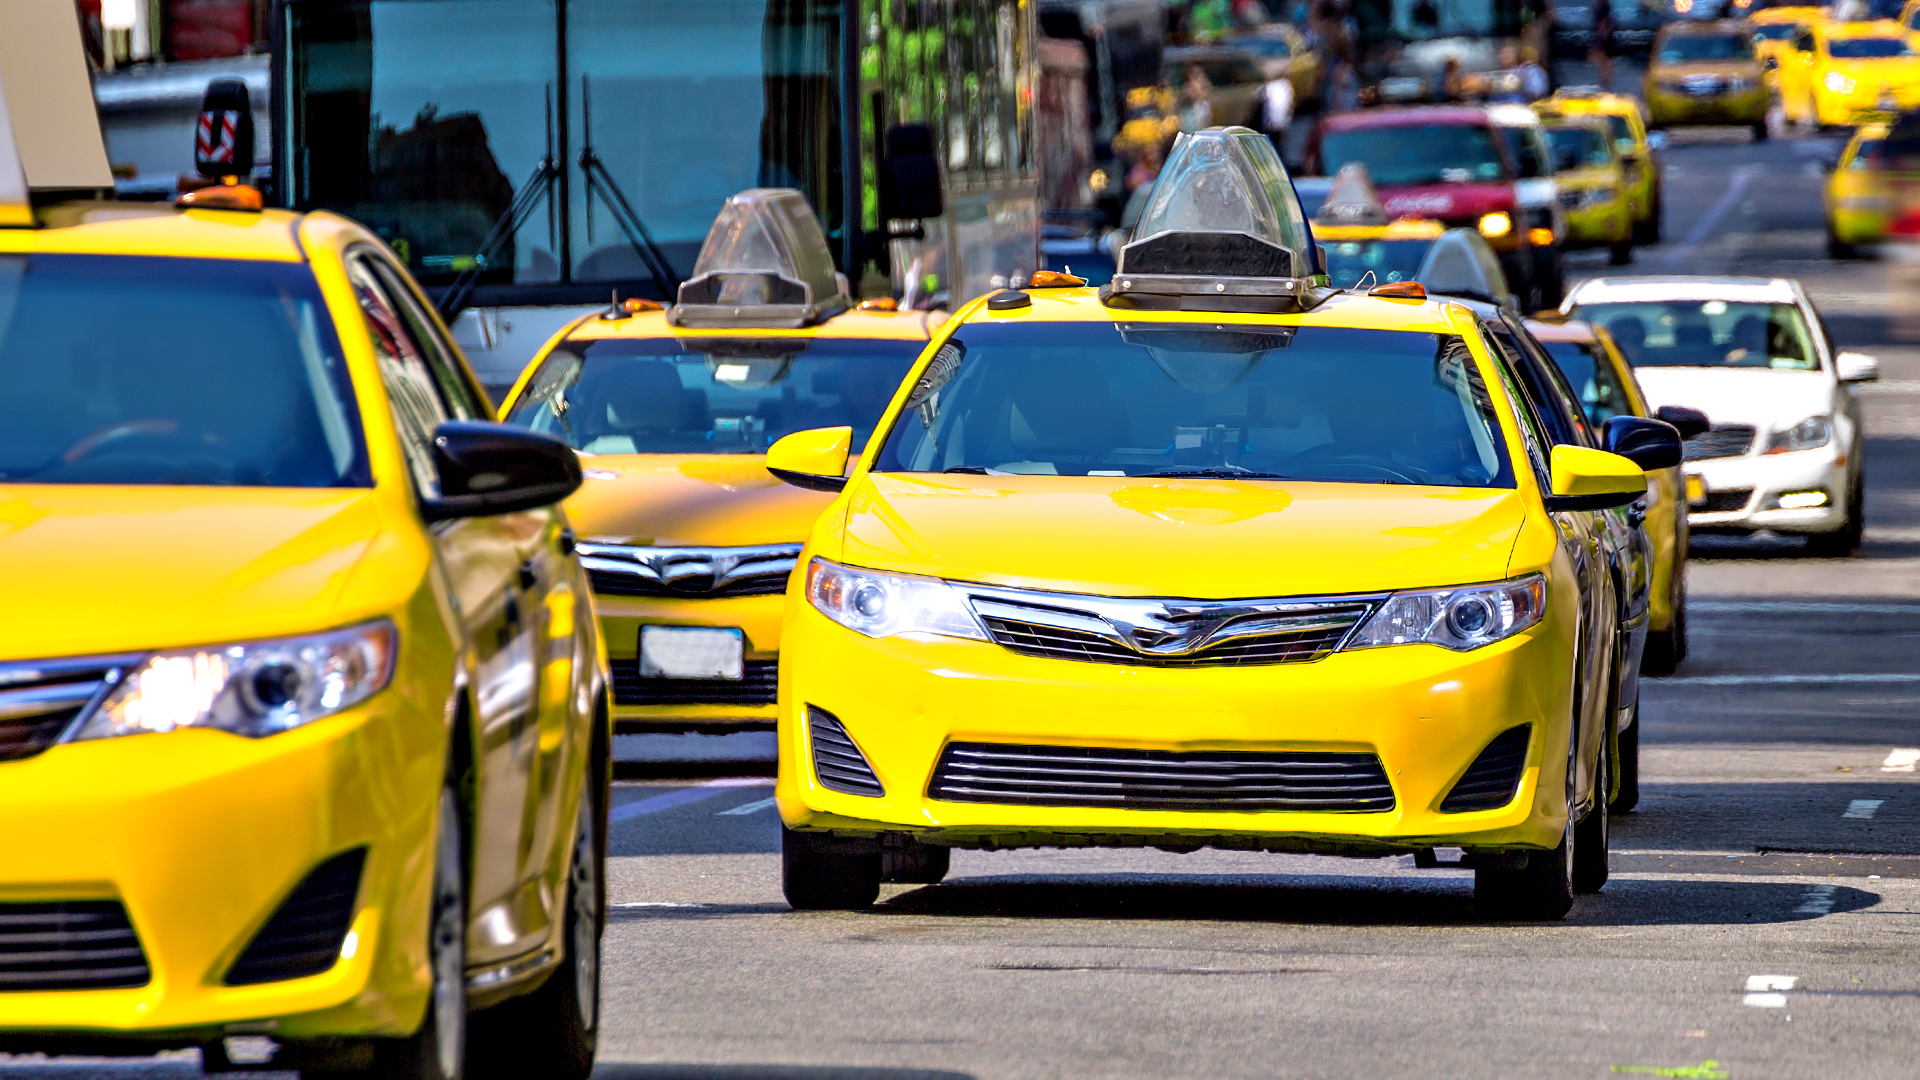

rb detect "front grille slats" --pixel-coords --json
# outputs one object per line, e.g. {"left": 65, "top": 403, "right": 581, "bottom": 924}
{"left": 578, "top": 542, "right": 800, "bottom": 599}
{"left": 976, "top": 604, "right": 1368, "bottom": 668}
{"left": 1695, "top": 487, "right": 1754, "bottom": 515}
{"left": 930, "top": 742, "right": 1395, "bottom": 813}
{"left": 0, "top": 900, "right": 151, "bottom": 990}
{"left": 226, "top": 848, "right": 367, "bottom": 986}
{"left": 808, "top": 706, "right": 884, "bottom": 796}
{"left": 0, "top": 655, "right": 136, "bottom": 763}
{"left": 612, "top": 658, "right": 777, "bottom": 707}
{"left": 1682, "top": 425, "right": 1756, "bottom": 462}
{"left": 1440, "top": 725, "right": 1532, "bottom": 813}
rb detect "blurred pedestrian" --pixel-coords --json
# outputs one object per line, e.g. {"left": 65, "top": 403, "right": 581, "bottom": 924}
{"left": 1590, "top": 0, "right": 1615, "bottom": 90}
{"left": 1256, "top": 73, "right": 1295, "bottom": 160}
{"left": 1516, "top": 45, "right": 1549, "bottom": 101}
{"left": 1439, "top": 57, "right": 1465, "bottom": 101}
{"left": 1179, "top": 65, "right": 1215, "bottom": 131}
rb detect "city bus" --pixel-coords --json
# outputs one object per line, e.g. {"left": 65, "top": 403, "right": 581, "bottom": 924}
{"left": 268, "top": 0, "right": 1042, "bottom": 393}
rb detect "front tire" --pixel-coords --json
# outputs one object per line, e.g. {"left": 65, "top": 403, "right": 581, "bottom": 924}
{"left": 1805, "top": 473, "right": 1865, "bottom": 556}
{"left": 1642, "top": 578, "right": 1687, "bottom": 676}
{"left": 1475, "top": 736, "right": 1578, "bottom": 921}
{"left": 1608, "top": 240, "right": 1634, "bottom": 266}
{"left": 1634, "top": 193, "right": 1663, "bottom": 245}
{"left": 1573, "top": 728, "right": 1611, "bottom": 893}
{"left": 1752, "top": 120, "right": 1769, "bottom": 142}
{"left": 783, "top": 828, "right": 881, "bottom": 910}
{"left": 1611, "top": 710, "right": 1641, "bottom": 814}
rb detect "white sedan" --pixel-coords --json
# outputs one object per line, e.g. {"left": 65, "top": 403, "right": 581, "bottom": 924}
{"left": 1565, "top": 276, "right": 1877, "bottom": 555}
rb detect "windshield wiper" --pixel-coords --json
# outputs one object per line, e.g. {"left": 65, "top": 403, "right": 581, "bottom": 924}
{"left": 943, "top": 466, "right": 989, "bottom": 474}
{"left": 577, "top": 76, "right": 681, "bottom": 302}
{"left": 1142, "top": 467, "right": 1294, "bottom": 480}
{"left": 438, "top": 86, "right": 562, "bottom": 322}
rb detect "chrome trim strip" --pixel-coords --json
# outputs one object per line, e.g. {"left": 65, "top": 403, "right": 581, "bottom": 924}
{"left": 957, "top": 583, "right": 1388, "bottom": 660}
{"left": 464, "top": 945, "right": 557, "bottom": 991}
{"left": 576, "top": 542, "right": 803, "bottom": 595}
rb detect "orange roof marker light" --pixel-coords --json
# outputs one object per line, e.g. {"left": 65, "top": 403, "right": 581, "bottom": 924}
{"left": 1369, "top": 281, "right": 1427, "bottom": 299}
{"left": 1102, "top": 126, "right": 1328, "bottom": 314}
{"left": 668, "top": 187, "right": 851, "bottom": 330}
{"left": 174, "top": 183, "right": 264, "bottom": 212}
{"left": 1026, "top": 269, "right": 1086, "bottom": 288}
{"left": 856, "top": 296, "right": 899, "bottom": 311}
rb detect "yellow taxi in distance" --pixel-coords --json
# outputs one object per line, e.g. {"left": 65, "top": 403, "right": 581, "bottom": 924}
{"left": 765, "top": 129, "right": 1681, "bottom": 921}
{"left": 1643, "top": 20, "right": 1770, "bottom": 138}
{"left": 499, "top": 190, "right": 936, "bottom": 734}
{"left": 0, "top": 195, "right": 608, "bottom": 1075}
{"left": 1750, "top": 6, "right": 1824, "bottom": 92}
{"left": 1826, "top": 122, "right": 1891, "bottom": 257}
{"left": 1541, "top": 89, "right": 1665, "bottom": 244}
{"left": 1540, "top": 117, "right": 1634, "bottom": 265}
{"left": 1780, "top": 19, "right": 1920, "bottom": 128}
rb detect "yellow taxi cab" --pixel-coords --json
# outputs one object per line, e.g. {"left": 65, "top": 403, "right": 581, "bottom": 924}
{"left": 1643, "top": 20, "right": 1770, "bottom": 138}
{"left": 498, "top": 190, "right": 937, "bottom": 735}
{"left": 1540, "top": 89, "right": 1665, "bottom": 244}
{"left": 1750, "top": 5, "right": 1825, "bottom": 92}
{"left": 1826, "top": 121, "right": 1891, "bottom": 257}
{"left": 764, "top": 128, "right": 1681, "bottom": 921}
{"left": 0, "top": 80, "right": 608, "bottom": 1079}
{"left": 1308, "top": 164, "right": 1449, "bottom": 289}
{"left": 1780, "top": 19, "right": 1920, "bottom": 128}
{"left": 1525, "top": 319, "right": 1707, "bottom": 808}
{"left": 1539, "top": 116, "right": 1635, "bottom": 265}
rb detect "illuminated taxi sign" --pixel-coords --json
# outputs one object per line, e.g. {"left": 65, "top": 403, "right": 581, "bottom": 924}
{"left": 1103, "top": 127, "right": 1322, "bottom": 314}
{"left": 669, "top": 188, "right": 851, "bottom": 330}
{"left": 1312, "top": 163, "right": 1390, "bottom": 228}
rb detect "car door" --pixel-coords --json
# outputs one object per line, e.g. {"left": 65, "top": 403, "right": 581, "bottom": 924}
{"left": 345, "top": 251, "right": 559, "bottom": 964}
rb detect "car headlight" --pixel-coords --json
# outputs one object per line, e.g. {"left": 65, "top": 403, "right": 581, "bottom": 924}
{"left": 1345, "top": 575, "right": 1546, "bottom": 652}
{"left": 73, "top": 621, "right": 397, "bottom": 741}
{"left": 1765, "top": 415, "right": 1833, "bottom": 454}
{"left": 1478, "top": 211, "right": 1513, "bottom": 239}
{"left": 1825, "top": 71, "right": 1856, "bottom": 94}
{"left": 806, "top": 558, "right": 986, "bottom": 641}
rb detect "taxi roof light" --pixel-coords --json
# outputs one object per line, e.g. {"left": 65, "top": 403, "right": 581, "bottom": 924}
{"left": 668, "top": 188, "right": 850, "bottom": 330}
{"left": 1103, "top": 127, "right": 1325, "bottom": 315}
{"left": 1312, "top": 163, "right": 1390, "bottom": 228}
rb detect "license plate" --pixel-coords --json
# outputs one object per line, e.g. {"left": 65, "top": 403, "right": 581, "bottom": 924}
{"left": 1686, "top": 475, "right": 1706, "bottom": 506}
{"left": 639, "top": 626, "right": 744, "bottom": 680}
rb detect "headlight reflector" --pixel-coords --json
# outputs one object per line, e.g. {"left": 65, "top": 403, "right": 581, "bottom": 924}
{"left": 1478, "top": 211, "right": 1513, "bottom": 239}
{"left": 1764, "top": 415, "right": 1832, "bottom": 454}
{"left": 74, "top": 621, "right": 397, "bottom": 741}
{"left": 806, "top": 558, "right": 986, "bottom": 641}
{"left": 1825, "top": 71, "right": 1855, "bottom": 94}
{"left": 1346, "top": 576, "right": 1546, "bottom": 652}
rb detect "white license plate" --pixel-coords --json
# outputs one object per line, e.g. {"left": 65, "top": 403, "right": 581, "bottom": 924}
{"left": 639, "top": 627, "right": 743, "bottom": 680}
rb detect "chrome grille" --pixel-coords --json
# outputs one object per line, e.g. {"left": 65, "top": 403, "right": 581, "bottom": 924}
{"left": 1696, "top": 487, "right": 1753, "bottom": 515}
{"left": 961, "top": 585, "right": 1379, "bottom": 668}
{"left": 0, "top": 655, "right": 137, "bottom": 763}
{"left": 1682, "top": 425, "right": 1755, "bottom": 462}
{"left": 928, "top": 742, "right": 1396, "bottom": 812}
{"left": 577, "top": 542, "right": 801, "bottom": 599}
{"left": 0, "top": 900, "right": 151, "bottom": 991}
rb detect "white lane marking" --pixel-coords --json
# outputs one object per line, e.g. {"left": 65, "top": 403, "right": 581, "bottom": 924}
{"left": 1659, "top": 674, "right": 1920, "bottom": 686}
{"left": 1882, "top": 749, "right": 1920, "bottom": 773}
{"left": 1664, "top": 164, "right": 1758, "bottom": 270}
{"left": 1793, "top": 884, "right": 1838, "bottom": 915}
{"left": 609, "top": 777, "right": 773, "bottom": 824}
{"left": 1692, "top": 602, "right": 1920, "bottom": 615}
{"left": 613, "top": 902, "right": 705, "bottom": 908}
{"left": 1843, "top": 799, "right": 1885, "bottom": 820}
{"left": 718, "top": 796, "right": 779, "bottom": 816}
{"left": 1744, "top": 974, "right": 1797, "bottom": 1007}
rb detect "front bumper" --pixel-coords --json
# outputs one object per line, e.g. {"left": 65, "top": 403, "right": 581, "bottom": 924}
{"left": 1830, "top": 197, "right": 1891, "bottom": 244}
{"left": 1686, "top": 443, "right": 1851, "bottom": 535}
{"left": 776, "top": 606, "right": 1575, "bottom": 854}
{"left": 598, "top": 592, "right": 783, "bottom": 731}
{"left": 1646, "top": 86, "right": 1768, "bottom": 125}
{"left": 0, "top": 710, "right": 434, "bottom": 1045}
{"left": 1563, "top": 197, "right": 1632, "bottom": 246}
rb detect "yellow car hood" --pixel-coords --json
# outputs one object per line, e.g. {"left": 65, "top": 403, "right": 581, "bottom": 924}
{"left": 567, "top": 454, "right": 835, "bottom": 547}
{"left": 0, "top": 486, "right": 383, "bottom": 659}
{"left": 837, "top": 474, "right": 1528, "bottom": 598}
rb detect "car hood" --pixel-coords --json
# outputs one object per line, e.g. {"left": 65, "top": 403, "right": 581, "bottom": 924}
{"left": 1655, "top": 61, "right": 1762, "bottom": 78}
{"left": 1630, "top": 366, "right": 1838, "bottom": 431}
{"left": 834, "top": 474, "right": 1528, "bottom": 598}
{"left": 1377, "top": 182, "right": 1514, "bottom": 223}
{"left": 566, "top": 454, "right": 836, "bottom": 548}
{"left": 1558, "top": 165, "right": 1621, "bottom": 189}
{"left": 0, "top": 486, "right": 383, "bottom": 660}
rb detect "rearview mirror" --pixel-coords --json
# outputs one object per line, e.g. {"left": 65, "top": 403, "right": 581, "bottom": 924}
{"left": 1655, "top": 405, "right": 1711, "bottom": 440}
{"left": 1544, "top": 444, "right": 1647, "bottom": 512}
{"left": 766, "top": 426, "right": 853, "bottom": 492}
{"left": 421, "top": 421, "right": 583, "bottom": 521}
{"left": 1837, "top": 350, "right": 1880, "bottom": 382}
{"left": 1603, "top": 415, "right": 1683, "bottom": 471}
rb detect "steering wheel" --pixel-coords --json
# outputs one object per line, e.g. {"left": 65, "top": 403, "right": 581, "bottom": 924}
{"left": 1289, "top": 444, "right": 1424, "bottom": 485}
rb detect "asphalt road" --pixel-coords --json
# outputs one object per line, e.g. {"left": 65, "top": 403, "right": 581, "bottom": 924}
{"left": 10, "top": 126, "right": 1920, "bottom": 1080}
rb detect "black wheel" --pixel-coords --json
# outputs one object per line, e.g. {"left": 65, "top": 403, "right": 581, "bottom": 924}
{"left": 1475, "top": 737, "right": 1577, "bottom": 921}
{"left": 1805, "top": 474, "right": 1865, "bottom": 556}
{"left": 466, "top": 794, "right": 601, "bottom": 1080}
{"left": 1752, "top": 121, "right": 1769, "bottom": 142}
{"left": 1573, "top": 726, "right": 1610, "bottom": 894}
{"left": 783, "top": 827, "right": 881, "bottom": 910}
{"left": 1634, "top": 195, "right": 1663, "bottom": 245}
{"left": 1608, "top": 240, "right": 1633, "bottom": 266}
{"left": 1642, "top": 595, "right": 1685, "bottom": 677}
{"left": 1828, "top": 230, "right": 1858, "bottom": 260}
{"left": 1611, "top": 710, "right": 1641, "bottom": 814}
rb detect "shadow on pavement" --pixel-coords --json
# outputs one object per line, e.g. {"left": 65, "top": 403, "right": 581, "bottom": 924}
{"left": 595, "top": 1066, "right": 973, "bottom": 1080}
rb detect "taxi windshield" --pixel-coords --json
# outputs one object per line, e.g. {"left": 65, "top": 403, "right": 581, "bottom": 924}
{"left": 1829, "top": 38, "right": 1913, "bottom": 59}
{"left": 1752, "top": 23, "right": 1800, "bottom": 41}
{"left": 1319, "top": 125, "right": 1508, "bottom": 186}
{"left": 0, "top": 255, "right": 368, "bottom": 487}
{"left": 1546, "top": 126, "right": 1614, "bottom": 169}
{"left": 872, "top": 323, "right": 1514, "bottom": 487}
{"left": 1571, "top": 300, "right": 1820, "bottom": 370}
{"left": 1658, "top": 35, "right": 1752, "bottom": 62}
{"left": 1540, "top": 341, "right": 1632, "bottom": 425}
{"left": 1321, "top": 238, "right": 1434, "bottom": 289}
{"left": 505, "top": 336, "right": 923, "bottom": 454}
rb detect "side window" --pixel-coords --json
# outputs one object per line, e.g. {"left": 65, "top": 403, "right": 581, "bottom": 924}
{"left": 366, "top": 259, "right": 489, "bottom": 420}
{"left": 1477, "top": 328, "right": 1552, "bottom": 490}
{"left": 1580, "top": 343, "right": 1630, "bottom": 425}
{"left": 1486, "top": 325, "right": 1585, "bottom": 448}
{"left": 348, "top": 253, "right": 450, "bottom": 499}
{"left": 1512, "top": 324, "right": 1598, "bottom": 446}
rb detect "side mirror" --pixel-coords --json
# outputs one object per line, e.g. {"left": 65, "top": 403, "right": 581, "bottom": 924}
{"left": 1646, "top": 131, "right": 1669, "bottom": 152}
{"left": 421, "top": 421, "right": 583, "bottom": 522}
{"left": 1837, "top": 350, "right": 1880, "bottom": 382}
{"left": 766, "top": 426, "right": 853, "bottom": 492}
{"left": 883, "top": 124, "right": 944, "bottom": 222}
{"left": 1656, "top": 404, "right": 1711, "bottom": 440}
{"left": 1544, "top": 444, "right": 1647, "bottom": 512}
{"left": 1603, "top": 415, "right": 1684, "bottom": 470}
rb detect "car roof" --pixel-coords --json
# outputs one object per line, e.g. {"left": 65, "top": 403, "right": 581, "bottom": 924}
{"left": 1320, "top": 106, "right": 1493, "bottom": 132}
{"left": 1824, "top": 18, "right": 1908, "bottom": 38}
{"left": 564, "top": 306, "right": 940, "bottom": 344}
{"left": 1568, "top": 276, "right": 1797, "bottom": 305}
{"left": 0, "top": 202, "right": 308, "bottom": 262}
{"left": 955, "top": 286, "right": 1469, "bottom": 336}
